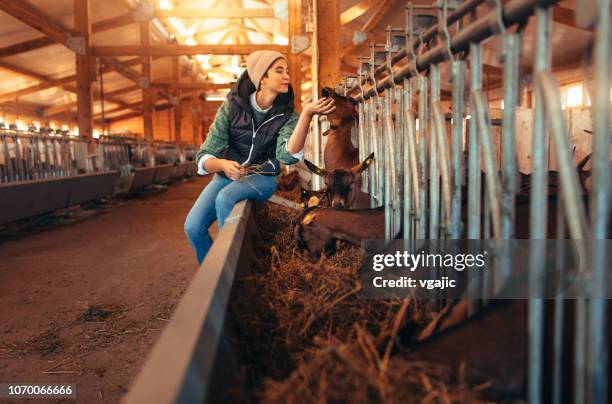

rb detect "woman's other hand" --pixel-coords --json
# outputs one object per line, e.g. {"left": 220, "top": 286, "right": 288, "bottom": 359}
{"left": 222, "top": 160, "right": 245, "bottom": 181}
{"left": 303, "top": 97, "right": 336, "bottom": 117}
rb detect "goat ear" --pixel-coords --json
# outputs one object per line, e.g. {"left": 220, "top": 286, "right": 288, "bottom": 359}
{"left": 304, "top": 159, "right": 325, "bottom": 176}
{"left": 353, "top": 152, "right": 375, "bottom": 174}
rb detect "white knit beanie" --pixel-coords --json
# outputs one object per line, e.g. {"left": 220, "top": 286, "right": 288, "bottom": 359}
{"left": 246, "top": 50, "right": 286, "bottom": 89}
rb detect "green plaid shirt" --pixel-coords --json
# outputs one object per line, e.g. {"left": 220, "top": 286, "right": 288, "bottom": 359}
{"left": 196, "top": 99, "right": 300, "bottom": 165}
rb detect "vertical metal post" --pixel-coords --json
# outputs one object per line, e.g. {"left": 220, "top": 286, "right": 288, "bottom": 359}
{"left": 588, "top": 0, "right": 611, "bottom": 400}
{"left": 13, "top": 135, "right": 21, "bottom": 181}
{"left": 429, "top": 63, "right": 441, "bottom": 239}
{"left": 394, "top": 86, "right": 403, "bottom": 237}
{"left": 501, "top": 33, "right": 520, "bottom": 239}
{"left": 376, "top": 94, "right": 385, "bottom": 207}
{"left": 383, "top": 91, "right": 391, "bottom": 238}
{"left": 528, "top": 5, "right": 552, "bottom": 403}
{"left": 467, "top": 42, "right": 482, "bottom": 239}
{"left": 418, "top": 76, "right": 428, "bottom": 238}
{"left": 368, "top": 97, "right": 378, "bottom": 206}
{"left": 450, "top": 60, "right": 465, "bottom": 239}
{"left": 403, "top": 77, "right": 413, "bottom": 239}
{"left": 358, "top": 101, "right": 367, "bottom": 191}
{"left": 552, "top": 197, "right": 566, "bottom": 404}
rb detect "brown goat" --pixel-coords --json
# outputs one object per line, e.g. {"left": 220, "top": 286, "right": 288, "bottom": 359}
{"left": 304, "top": 152, "right": 374, "bottom": 209}
{"left": 294, "top": 205, "right": 385, "bottom": 262}
{"left": 321, "top": 87, "right": 359, "bottom": 170}
{"left": 300, "top": 187, "right": 328, "bottom": 209}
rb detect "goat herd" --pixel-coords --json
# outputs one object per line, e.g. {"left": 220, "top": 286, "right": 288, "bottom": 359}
{"left": 287, "top": 87, "right": 598, "bottom": 263}
{"left": 290, "top": 88, "right": 387, "bottom": 263}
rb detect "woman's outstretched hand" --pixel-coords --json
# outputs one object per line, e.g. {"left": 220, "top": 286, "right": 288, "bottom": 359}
{"left": 303, "top": 97, "right": 336, "bottom": 118}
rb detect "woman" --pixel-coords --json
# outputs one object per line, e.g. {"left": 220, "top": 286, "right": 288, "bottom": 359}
{"left": 184, "top": 50, "right": 335, "bottom": 264}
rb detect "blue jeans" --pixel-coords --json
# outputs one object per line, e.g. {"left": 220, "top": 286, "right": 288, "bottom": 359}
{"left": 184, "top": 173, "right": 277, "bottom": 264}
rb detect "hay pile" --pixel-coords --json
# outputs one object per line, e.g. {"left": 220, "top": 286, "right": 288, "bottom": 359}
{"left": 263, "top": 325, "right": 494, "bottom": 404}
{"left": 230, "top": 203, "right": 493, "bottom": 402}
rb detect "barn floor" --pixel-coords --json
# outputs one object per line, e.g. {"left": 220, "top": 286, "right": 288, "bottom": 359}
{"left": 0, "top": 176, "right": 213, "bottom": 403}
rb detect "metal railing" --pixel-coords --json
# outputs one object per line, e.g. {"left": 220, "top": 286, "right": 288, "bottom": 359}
{"left": 334, "top": 0, "right": 611, "bottom": 402}
{"left": 0, "top": 130, "right": 197, "bottom": 184}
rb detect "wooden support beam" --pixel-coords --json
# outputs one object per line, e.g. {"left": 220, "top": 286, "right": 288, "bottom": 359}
{"left": 154, "top": 8, "right": 274, "bottom": 19}
{"left": 93, "top": 101, "right": 142, "bottom": 118}
{"left": 361, "top": 0, "right": 394, "bottom": 32}
{"left": 483, "top": 64, "right": 503, "bottom": 76}
{"left": 102, "top": 93, "right": 195, "bottom": 124}
{"left": 141, "top": 18, "right": 154, "bottom": 141}
{"left": 288, "top": 0, "right": 302, "bottom": 111}
{"left": 246, "top": 18, "right": 274, "bottom": 41}
{"left": 553, "top": 5, "right": 592, "bottom": 31}
{"left": 150, "top": 82, "right": 234, "bottom": 91}
{"left": 0, "top": 13, "right": 134, "bottom": 58}
{"left": 341, "top": 0, "right": 377, "bottom": 25}
{"left": 341, "top": 0, "right": 394, "bottom": 59}
{"left": 191, "top": 77, "right": 201, "bottom": 145}
{"left": 74, "top": 0, "right": 94, "bottom": 142}
{"left": 0, "top": 60, "right": 49, "bottom": 81}
{"left": 173, "top": 56, "right": 182, "bottom": 143}
{"left": 0, "top": 37, "right": 55, "bottom": 59}
{"left": 0, "top": 0, "right": 73, "bottom": 49}
{"left": 92, "top": 44, "right": 289, "bottom": 56}
{"left": 103, "top": 100, "right": 180, "bottom": 124}
{"left": 317, "top": 0, "right": 341, "bottom": 88}
{"left": 0, "top": 57, "right": 143, "bottom": 104}
{"left": 44, "top": 84, "right": 140, "bottom": 117}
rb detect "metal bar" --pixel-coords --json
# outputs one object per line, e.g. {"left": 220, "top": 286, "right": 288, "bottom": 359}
{"left": 358, "top": 101, "right": 366, "bottom": 192}
{"left": 376, "top": 95, "right": 385, "bottom": 207}
{"left": 587, "top": 0, "right": 611, "bottom": 399}
{"left": 368, "top": 98, "right": 377, "bottom": 205}
{"left": 472, "top": 91, "right": 503, "bottom": 238}
{"left": 528, "top": 5, "right": 552, "bottom": 403}
{"left": 536, "top": 72, "right": 591, "bottom": 241}
{"left": 467, "top": 42, "right": 482, "bottom": 239}
{"left": 353, "top": 0, "right": 559, "bottom": 102}
{"left": 429, "top": 64, "right": 441, "bottom": 239}
{"left": 383, "top": 91, "right": 391, "bottom": 238}
{"left": 352, "top": 0, "right": 487, "bottom": 91}
{"left": 2, "top": 135, "right": 13, "bottom": 181}
{"left": 432, "top": 102, "right": 453, "bottom": 235}
{"left": 13, "top": 135, "right": 21, "bottom": 181}
{"left": 405, "top": 109, "right": 422, "bottom": 238}
{"left": 418, "top": 75, "right": 428, "bottom": 238}
{"left": 403, "top": 78, "right": 413, "bottom": 239}
{"left": 33, "top": 137, "right": 42, "bottom": 179}
{"left": 501, "top": 33, "right": 520, "bottom": 239}
{"left": 450, "top": 60, "right": 465, "bottom": 239}
{"left": 552, "top": 196, "right": 566, "bottom": 404}
{"left": 394, "top": 86, "right": 402, "bottom": 237}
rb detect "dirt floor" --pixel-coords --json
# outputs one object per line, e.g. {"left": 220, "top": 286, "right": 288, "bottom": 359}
{"left": 0, "top": 176, "right": 213, "bottom": 403}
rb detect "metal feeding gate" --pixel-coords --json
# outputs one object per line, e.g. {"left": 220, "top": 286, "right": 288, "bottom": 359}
{"left": 345, "top": 0, "right": 610, "bottom": 402}
{"left": 0, "top": 128, "right": 198, "bottom": 224}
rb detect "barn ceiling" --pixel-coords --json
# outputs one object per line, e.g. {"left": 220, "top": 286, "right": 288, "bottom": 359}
{"left": 0, "top": 0, "right": 592, "bottom": 123}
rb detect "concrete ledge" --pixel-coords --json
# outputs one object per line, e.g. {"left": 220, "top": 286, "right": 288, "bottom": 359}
{"left": 131, "top": 167, "right": 157, "bottom": 190}
{"left": 0, "top": 171, "right": 120, "bottom": 225}
{"left": 154, "top": 164, "right": 175, "bottom": 184}
{"left": 69, "top": 171, "right": 120, "bottom": 205}
{"left": 0, "top": 177, "right": 73, "bottom": 224}
{"left": 172, "top": 164, "right": 187, "bottom": 178}
{"left": 123, "top": 200, "right": 255, "bottom": 404}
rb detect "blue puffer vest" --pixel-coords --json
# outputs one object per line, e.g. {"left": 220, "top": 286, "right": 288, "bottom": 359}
{"left": 224, "top": 70, "right": 295, "bottom": 176}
